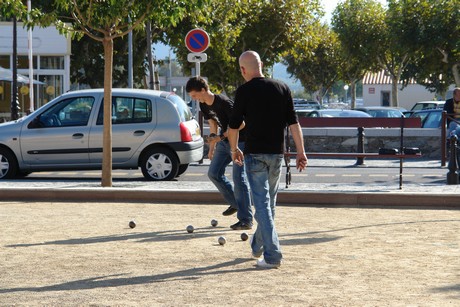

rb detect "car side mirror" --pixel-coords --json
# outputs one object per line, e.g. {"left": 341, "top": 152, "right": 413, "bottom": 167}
{"left": 28, "top": 115, "right": 44, "bottom": 129}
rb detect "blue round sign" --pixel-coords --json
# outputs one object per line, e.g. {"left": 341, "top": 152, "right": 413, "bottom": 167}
{"left": 185, "top": 29, "right": 210, "bottom": 53}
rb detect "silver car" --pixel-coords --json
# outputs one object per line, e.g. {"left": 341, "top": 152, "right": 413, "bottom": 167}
{"left": 0, "top": 89, "right": 204, "bottom": 180}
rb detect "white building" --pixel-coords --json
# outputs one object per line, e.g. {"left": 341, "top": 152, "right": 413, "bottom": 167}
{"left": 362, "top": 70, "right": 453, "bottom": 110}
{"left": 0, "top": 22, "right": 71, "bottom": 118}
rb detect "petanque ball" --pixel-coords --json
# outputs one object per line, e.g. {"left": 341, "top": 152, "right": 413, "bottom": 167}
{"left": 186, "top": 225, "right": 194, "bottom": 233}
{"left": 240, "top": 232, "right": 249, "bottom": 241}
{"left": 129, "top": 220, "right": 136, "bottom": 229}
{"left": 218, "top": 236, "right": 226, "bottom": 245}
{"left": 211, "top": 219, "right": 218, "bottom": 227}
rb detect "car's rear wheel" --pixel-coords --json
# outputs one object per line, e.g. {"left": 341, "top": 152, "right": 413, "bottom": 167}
{"left": 140, "top": 147, "right": 179, "bottom": 181}
{"left": 0, "top": 148, "right": 18, "bottom": 179}
{"left": 176, "top": 164, "right": 189, "bottom": 177}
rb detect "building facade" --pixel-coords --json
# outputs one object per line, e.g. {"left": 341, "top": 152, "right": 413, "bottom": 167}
{"left": 0, "top": 22, "right": 71, "bottom": 120}
{"left": 362, "top": 70, "right": 453, "bottom": 110}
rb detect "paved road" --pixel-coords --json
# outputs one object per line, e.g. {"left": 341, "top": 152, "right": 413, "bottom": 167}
{"left": 17, "top": 158, "right": 447, "bottom": 185}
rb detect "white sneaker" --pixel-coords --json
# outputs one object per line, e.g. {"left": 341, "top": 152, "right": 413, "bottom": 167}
{"left": 256, "top": 258, "right": 281, "bottom": 269}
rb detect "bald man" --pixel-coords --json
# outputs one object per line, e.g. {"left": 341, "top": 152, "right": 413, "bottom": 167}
{"left": 228, "top": 51, "right": 307, "bottom": 269}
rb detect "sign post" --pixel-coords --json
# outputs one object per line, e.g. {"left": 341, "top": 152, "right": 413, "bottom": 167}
{"left": 185, "top": 29, "right": 210, "bottom": 163}
{"left": 185, "top": 28, "right": 209, "bottom": 77}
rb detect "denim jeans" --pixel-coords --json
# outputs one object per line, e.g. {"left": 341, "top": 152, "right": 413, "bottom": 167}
{"left": 244, "top": 154, "right": 283, "bottom": 265}
{"left": 447, "top": 121, "right": 460, "bottom": 168}
{"left": 208, "top": 140, "right": 252, "bottom": 224}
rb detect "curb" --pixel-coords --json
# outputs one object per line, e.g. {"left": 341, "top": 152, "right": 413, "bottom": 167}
{"left": 2, "top": 188, "right": 460, "bottom": 208}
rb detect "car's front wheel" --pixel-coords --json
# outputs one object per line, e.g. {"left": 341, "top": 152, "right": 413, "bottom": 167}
{"left": 140, "top": 147, "right": 179, "bottom": 181}
{"left": 0, "top": 147, "right": 18, "bottom": 179}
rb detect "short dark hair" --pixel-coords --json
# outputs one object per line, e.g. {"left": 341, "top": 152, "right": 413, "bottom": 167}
{"left": 186, "top": 76, "right": 209, "bottom": 93}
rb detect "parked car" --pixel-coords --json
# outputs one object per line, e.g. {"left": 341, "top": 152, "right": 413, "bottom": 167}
{"left": 410, "top": 101, "right": 445, "bottom": 111}
{"left": 354, "top": 106, "right": 405, "bottom": 118}
{"left": 306, "top": 109, "right": 372, "bottom": 117}
{"left": 295, "top": 108, "right": 315, "bottom": 119}
{"left": 409, "top": 109, "right": 443, "bottom": 128}
{"left": 0, "top": 89, "right": 204, "bottom": 180}
{"left": 293, "top": 99, "right": 321, "bottom": 110}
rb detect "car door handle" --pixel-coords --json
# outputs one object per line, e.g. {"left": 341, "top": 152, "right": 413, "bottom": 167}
{"left": 72, "top": 133, "right": 84, "bottom": 139}
{"left": 133, "top": 130, "right": 145, "bottom": 136}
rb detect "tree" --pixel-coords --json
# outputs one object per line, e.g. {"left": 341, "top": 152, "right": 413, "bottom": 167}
{"left": 332, "top": 0, "right": 385, "bottom": 108}
{"left": 401, "top": 0, "right": 460, "bottom": 94}
{"left": 28, "top": 0, "right": 204, "bottom": 187}
{"left": 283, "top": 23, "right": 342, "bottom": 104}
{"left": 165, "top": 0, "right": 323, "bottom": 96}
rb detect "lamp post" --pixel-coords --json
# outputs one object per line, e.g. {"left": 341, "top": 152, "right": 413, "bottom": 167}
{"left": 343, "top": 84, "right": 349, "bottom": 104}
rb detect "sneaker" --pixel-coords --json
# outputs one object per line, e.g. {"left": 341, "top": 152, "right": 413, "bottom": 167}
{"left": 230, "top": 221, "right": 253, "bottom": 230}
{"left": 250, "top": 234, "right": 263, "bottom": 258}
{"left": 256, "top": 258, "right": 281, "bottom": 269}
{"left": 222, "top": 206, "right": 237, "bottom": 216}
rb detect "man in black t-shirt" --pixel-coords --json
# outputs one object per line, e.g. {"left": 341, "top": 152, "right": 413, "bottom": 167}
{"left": 228, "top": 51, "right": 307, "bottom": 269}
{"left": 186, "top": 76, "right": 253, "bottom": 230}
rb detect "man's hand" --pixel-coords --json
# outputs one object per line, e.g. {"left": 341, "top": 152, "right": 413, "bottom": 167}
{"left": 296, "top": 153, "right": 307, "bottom": 172}
{"left": 208, "top": 145, "right": 215, "bottom": 160}
{"left": 232, "top": 148, "right": 244, "bottom": 166}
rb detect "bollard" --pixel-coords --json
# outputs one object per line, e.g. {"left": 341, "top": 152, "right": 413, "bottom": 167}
{"left": 355, "top": 127, "right": 365, "bottom": 165}
{"left": 446, "top": 135, "right": 459, "bottom": 184}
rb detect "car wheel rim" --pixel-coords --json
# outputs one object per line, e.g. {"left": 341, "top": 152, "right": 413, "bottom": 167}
{"left": 146, "top": 153, "right": 173, "bottom": 180}
{"left": 0, "top": 154, "right": 9, "bottom": 178}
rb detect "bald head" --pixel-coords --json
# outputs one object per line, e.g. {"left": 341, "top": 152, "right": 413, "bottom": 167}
{"left": 239, "top": 51, "right": 264, "bottom": 81}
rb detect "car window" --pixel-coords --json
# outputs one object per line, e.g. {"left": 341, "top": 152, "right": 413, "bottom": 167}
{"left": 412, "top": 112, "right": 429, "bottom": 125}
{"left": 28, "top": 97, "right": 95, "bottom": 129}
{"left": 97, "top": 96, "right": 152, "bottom": 125}
{"left": 423, "top": 112, "right": 442, "bottom": 128}
{"left": 168, "top": 94, "right": 193, "bottom": 122}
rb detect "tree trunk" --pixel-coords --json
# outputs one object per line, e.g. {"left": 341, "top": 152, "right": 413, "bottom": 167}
{"left": 391, "top": 76, "right": 399, "bottom": 107}
{"left": 146, "top": 22, "right": 155, "bottom": 90}
{"left": 453, "top": 63, "right": 460, "bottom": 87}
{"left": 101, "top": 37, "right": 113, "bottom": 187}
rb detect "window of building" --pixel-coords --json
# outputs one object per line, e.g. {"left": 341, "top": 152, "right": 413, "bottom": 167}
{"left": 18, "top": 55, "right": 37, "bottom": 69}
{"left": 40, "top": 56, "right": 64, "bottom": 69}
{"left": 0, "top": 55, "right": 10, "bottom": 68}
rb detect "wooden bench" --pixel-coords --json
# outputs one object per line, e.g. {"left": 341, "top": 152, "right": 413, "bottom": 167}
{"left": 284, "top": 116, "right": 423, "bottom": 189}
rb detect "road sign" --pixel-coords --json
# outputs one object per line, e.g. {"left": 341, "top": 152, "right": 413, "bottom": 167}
{"left": 187, "top": 53, "right": 207, "bottom": 63}
{"left": 185, "top": 28, "right": 210, "bottom": 53}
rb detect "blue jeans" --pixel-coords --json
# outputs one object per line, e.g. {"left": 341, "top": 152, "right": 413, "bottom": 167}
{"left": 208, "top": 140, "right": 252, "bottom": 224}
{"left": 447, "top": 122, "right": 460, "bottom": 168}
{"left": 244, "top": 154, "right": 283, "bottom": 265}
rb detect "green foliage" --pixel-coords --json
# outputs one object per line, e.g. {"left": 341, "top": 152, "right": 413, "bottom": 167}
{"left": 284, "top": 23, "right": 342, "bottom": 101}
{"left": 0, "top": 0, "right": 27, "bottom": 20}
{"left": 166, "top": 0, "right": 323, "bottom": 96}
{"left": 400, "top": 0, "right": 460, "bottom": 91}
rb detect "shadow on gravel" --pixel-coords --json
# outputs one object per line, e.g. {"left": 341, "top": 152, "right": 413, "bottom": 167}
{"left": 0, "top": 258, "right": 255, "bottom": 293}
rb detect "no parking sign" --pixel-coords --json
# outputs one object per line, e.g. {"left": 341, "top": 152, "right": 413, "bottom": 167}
{"left": 185, "top": 28, "right": 209, "bottom": 53}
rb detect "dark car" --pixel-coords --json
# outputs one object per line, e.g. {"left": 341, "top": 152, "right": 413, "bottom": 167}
{"left": 409, "top": 109, "right": 443, "bottom": 128}
{"left": 307, "top": 109, "right": 372, "bottom": 118}
{"left": 293, "top": 99, "right": 321, "bottom": 110}
{"left": 354, "top": 106, "right": 404, "bottom": 118}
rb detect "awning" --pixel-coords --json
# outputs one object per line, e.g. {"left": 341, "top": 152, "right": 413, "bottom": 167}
{"left": 0, "top": 66, "right": 45, "bottom": 84}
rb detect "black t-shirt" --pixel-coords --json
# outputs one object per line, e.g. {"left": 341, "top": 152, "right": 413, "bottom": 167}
{"left": 200, "top": 94, "right": 246, "bottom": 141}
{"left": 229, "top": 77, "right": 298, "bottom": 154}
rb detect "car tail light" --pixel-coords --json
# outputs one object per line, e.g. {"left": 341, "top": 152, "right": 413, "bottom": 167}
{"left": 180, "top": 122, "right": 193, "bottom": 142}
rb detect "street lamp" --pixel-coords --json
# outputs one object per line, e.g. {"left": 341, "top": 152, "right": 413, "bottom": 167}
{"left": 343, "top": 84, "right": 349, "bottom": 103}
